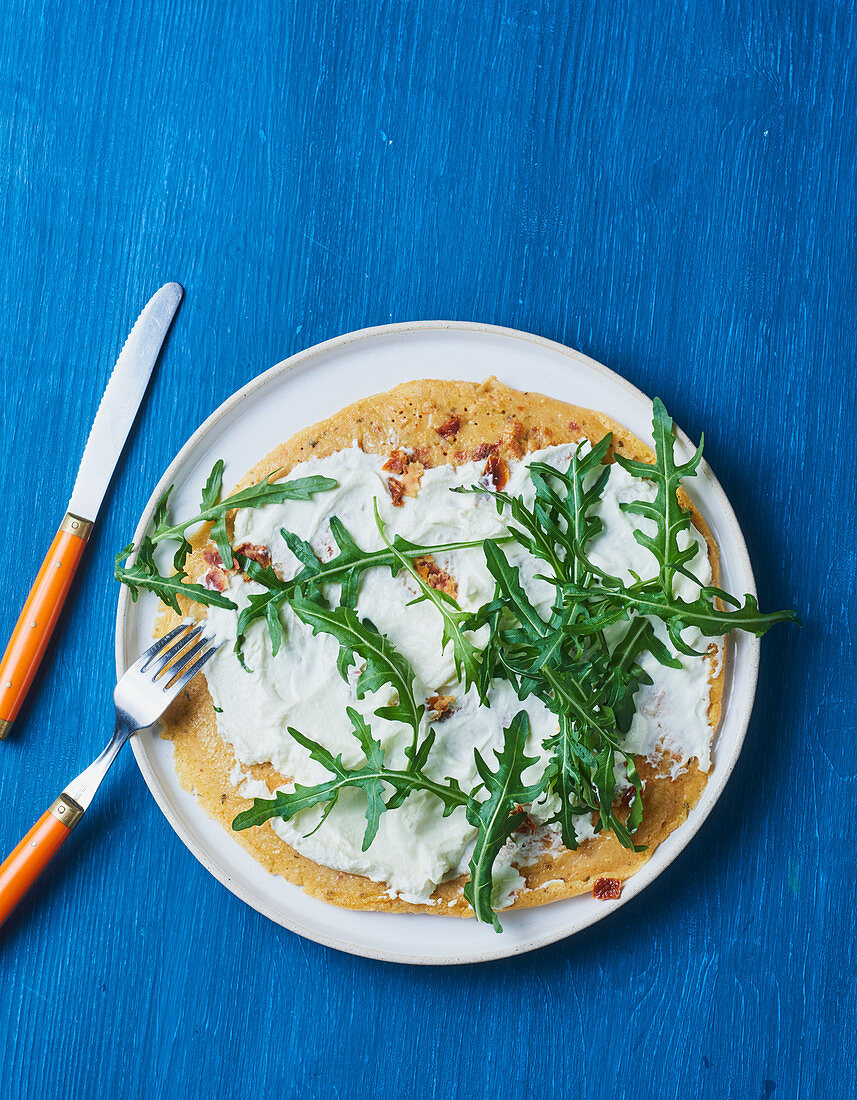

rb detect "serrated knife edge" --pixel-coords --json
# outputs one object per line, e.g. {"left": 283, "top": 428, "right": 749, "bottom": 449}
{"left": 68, "top": 281, "right": 183, "bottom": 522}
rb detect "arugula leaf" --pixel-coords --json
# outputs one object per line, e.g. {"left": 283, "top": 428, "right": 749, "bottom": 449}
{"left": 374, "top": 502, "right": 485, "bottom": 701}
{"left": 469, "top": 424, "right": 796, "bottom": 858}
{"left": 455, "top": 483, "right": 567, "bottom": 579}
{"left": 563, "top": 581, "right": 800, "bottom": 655}
{"left": 606, "top": 618, "right": 665, "bottom": 735}
{"left": 528, "top": 440, "right": 608, "bottom": 572}
{"left": 232, "top": 711, "right": 389, "bottom": 847}
{"left": 113, "top": 536, "right": 237, "bottom": 614}
{"left": 231, "top": 711, "right": 467, "bottom": 849}
{"left": 234, "top": 517, "right": 498, "bottom": 655}
{"left": 203, "top": 462, "right": 233, "bottom": 568}
{"left": 234, "top": 708, "right": 547, "bottom": 931}
{"left": 232, "top": 523, "right": 395, "bottom": 654}
{"left": 464, "top": 711, "right": 543, "bottom": 932}
{"left": 288, "top": 595, "right": 425, "bottom": 760}
{"left": 543, "top": 713, "right": 594, "bottom": 848}
{"left": 149, "top": 468, "right": 335, "bottom": 559}
{"left": 115, "top": 460, "right": 337, "bottom": 607}
{"left": 483, "top": 540, "right": 549, "bottom": 639}
{"left": 612, "top": 398, "right": 704, "bottom": 595}
{"left": 480, "top": 539, "right": 565, "bottom": 699}
{"left": 481, "top": 522, "right": 651, "bottom": 849}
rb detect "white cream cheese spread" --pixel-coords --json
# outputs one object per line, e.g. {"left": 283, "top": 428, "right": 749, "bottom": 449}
{"left": 202, "top": 445, "right": 720, "bottom": 908}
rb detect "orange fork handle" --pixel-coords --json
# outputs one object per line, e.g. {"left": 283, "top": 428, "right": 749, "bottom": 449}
{"left": 0, "top": 515, "right": 91, "bottom": 736}
{"left": 0, "top": 803, "right": 76, "bottom": 929}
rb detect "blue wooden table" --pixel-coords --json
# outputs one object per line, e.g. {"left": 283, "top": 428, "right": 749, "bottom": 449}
{"left": 0, "top": 2, "right": 852, "bottom": 1097}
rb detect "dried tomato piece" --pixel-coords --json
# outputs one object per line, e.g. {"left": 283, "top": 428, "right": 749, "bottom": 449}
{"left": 384, "top": 451, "right": 425, "bottom": 498}
{"left": 203, "top": 544, "right": 224, "bottom": 568}
{"left": 513, "top": 805, "right": 536, "bottom": 835}
{"left": 413, "top": 555, "right": 457, "bottom": 597}
{"left": 593, "top": 877, "right": 622, "bottom": 900}
{"left": 482, "top": 452, "right": 508, "bottom": 490}
{"left": 617, "top": 784, "right": 636, "bottom": 812}
{"left": 387, "top": 477, "right": 405, "bottom": 506}
{"left": 427, "top": 693, "right": 455, "bottom": 721}
{"left": 408, "top": 445, "right": 433, "bottom": 468}
{"left": 435, "top": 414, "right": 461, "bottom": 440}
{"left": 204, "top": 568, "right": 228, "bottom": 592}
{"left": 382, "top": 449, "right": 408, "bottom": 474}
{"left": 234, "top": 542, "right": 271, "bottom": 569}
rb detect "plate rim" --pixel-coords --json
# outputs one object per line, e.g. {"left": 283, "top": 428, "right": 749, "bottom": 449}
{"left": 115, "top": 318, "right": 760, "bottom": 965}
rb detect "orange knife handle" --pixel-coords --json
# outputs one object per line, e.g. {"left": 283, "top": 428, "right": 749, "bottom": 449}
{"left": 0, "top": 794, "right": 84, "bottom": 929}
{"left": 0, "top": 513, "right": 92, "bottom": 739}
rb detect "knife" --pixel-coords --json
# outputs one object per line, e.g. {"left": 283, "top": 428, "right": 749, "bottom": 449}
{"left": 0, "top": 282, "right": 183, "bottom": 740}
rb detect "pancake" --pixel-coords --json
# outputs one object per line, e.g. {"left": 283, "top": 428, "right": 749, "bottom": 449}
{"left": 154, "top": 378, "right": 723, "bottom": 916}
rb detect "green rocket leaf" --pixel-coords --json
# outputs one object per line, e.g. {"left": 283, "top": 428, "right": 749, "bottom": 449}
{"left": 463, "top": 711, "right": 543, "bottom": 932}
{"left": 612, "top": 397, "right": 704, "bottom": 595}
{"left": 374, "top": 501, "right": 485, "bottom": 701}
{"left": 289, "top": 595, "right": 425, "bottom": 759}
{"left": 115, "top": 460, "right": 337, "bottom": 606}
{"left": 233, "top": 518, "right": 496, "bottom": 654}
{"left": 232, "top": 711, "right": 467, "bottom": 851}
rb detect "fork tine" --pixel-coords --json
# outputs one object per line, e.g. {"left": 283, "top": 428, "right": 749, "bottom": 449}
{"left": 145, "top": 624, "right": 204, "bottom": 676}
{"left": 134, "top": 623, "right": 191, "bottom": 673}
{"left": 163, "top": 642, "right": 219, "bottom": 699}
{"left": 158, "top": 634, "right": 210, "bottom": 686}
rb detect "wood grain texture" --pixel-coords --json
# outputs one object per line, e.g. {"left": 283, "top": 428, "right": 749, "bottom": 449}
{"left": 0, "top": 1, "right": 852, "bottom": 1097}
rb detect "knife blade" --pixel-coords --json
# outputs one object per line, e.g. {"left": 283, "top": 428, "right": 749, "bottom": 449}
{"left": 0, "top": 282, "right": 183, "bottom": 740}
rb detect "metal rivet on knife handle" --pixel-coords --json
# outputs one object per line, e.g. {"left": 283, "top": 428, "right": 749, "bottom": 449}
{"left": 59, "top": 513, "right": 93, "bottom": 540}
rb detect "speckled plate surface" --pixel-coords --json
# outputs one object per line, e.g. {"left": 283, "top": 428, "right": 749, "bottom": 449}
{"left": 115, "top": 321, "right": 759, "bottom": 965}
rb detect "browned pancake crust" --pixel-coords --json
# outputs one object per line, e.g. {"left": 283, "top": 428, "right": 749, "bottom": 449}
{"left": 156, "top": 378, "right": 723, "bottom": 915}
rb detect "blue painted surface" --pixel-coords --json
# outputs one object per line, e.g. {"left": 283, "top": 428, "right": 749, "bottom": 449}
{"left": 0, "top": 1, "right": 852, "bottom": 1097}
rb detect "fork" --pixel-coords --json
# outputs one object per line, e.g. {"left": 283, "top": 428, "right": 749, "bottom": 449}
{"left": 0, "top": 623, "right": 218, "bottom": 929}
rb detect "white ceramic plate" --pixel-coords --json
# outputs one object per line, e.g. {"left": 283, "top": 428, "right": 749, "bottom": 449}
{"left": 115, "top": 321, "right": 759, "bottom": 965}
